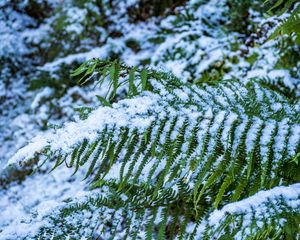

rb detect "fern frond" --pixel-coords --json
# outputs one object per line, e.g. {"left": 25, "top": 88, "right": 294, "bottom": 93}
{"left": 268, "top": 4, "right": 300, "bottom": 43}
{"left": 265, "top": 0, "right": 299, "bottom": 15}
{"left": 199, "top": 183, "right": 300, "bottom": 239}
{"left": 8, "top": 62, "right": 300, "bottom": 238}
{"left": 35, "top": 183, "right": 300, "bottom": 239}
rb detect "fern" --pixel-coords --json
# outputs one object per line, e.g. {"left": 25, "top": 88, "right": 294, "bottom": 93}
{"left": 265, "top": 0, "right": 299, "bottom": 15}
{"left": 201, "top": 183, "right": 300, "bottom": 239}
{"left": 266, "top": 1, "right": 300, "bottom": 43}
{"left": 8, "top": 60, "right": 300, "bottom": 239}
{"left": 35, "top": 183, "right": 300, "bottom": 239}
{"left": 1, "top": 0, "right": 300, "bottom": 238}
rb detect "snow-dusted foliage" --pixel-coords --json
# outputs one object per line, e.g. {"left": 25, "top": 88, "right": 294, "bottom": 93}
{"left": 0, "top": 0, "right": 300, "bottom": 239}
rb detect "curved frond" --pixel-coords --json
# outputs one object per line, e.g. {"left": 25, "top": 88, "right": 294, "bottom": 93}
{"left": 8, "top": 62, "right": 300, "bottom": 238}
{"left": 268, "top": 4, "right": 300, "bottom": 44}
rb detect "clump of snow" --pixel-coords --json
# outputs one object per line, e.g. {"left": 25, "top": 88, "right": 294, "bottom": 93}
{"left": 208, "top": 184, "right": 300, "bottom": 225}
{"left": 7, "top": 93, "right": 160, "bottom": 167}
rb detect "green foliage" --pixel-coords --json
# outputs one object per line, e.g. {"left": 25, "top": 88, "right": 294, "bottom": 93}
{"left": 4, "top": 0, "right": 300, "bottom": 238}
{"left": 258, "top": 76, "right": 300, "bottom": 101}
{"left": 206, "top": 195, "right": 300, "bottom": 240}
{"left": 269, "top": 4, "right": 300, "bottom": 43}
{"left": 265, "top": 0, "right": 299, "bottom": 15}
{"left": 21, "top": 60, "right": 300, "bottom": 239}
{"left": 266, "top": 0, "right": 300, "bottom": 43}
{"left": 71, "top": 59, "right": 153, "bottom": 101}
{"left": 262, "top": 0, "right": 300, "bottom": 101}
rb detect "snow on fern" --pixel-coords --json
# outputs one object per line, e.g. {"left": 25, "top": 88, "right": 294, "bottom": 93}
{"left": 196, "top": 183, "right": 300, "bottom": 239}
{"left": 7, "top": 69, "right": 300, "bottom": 237}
